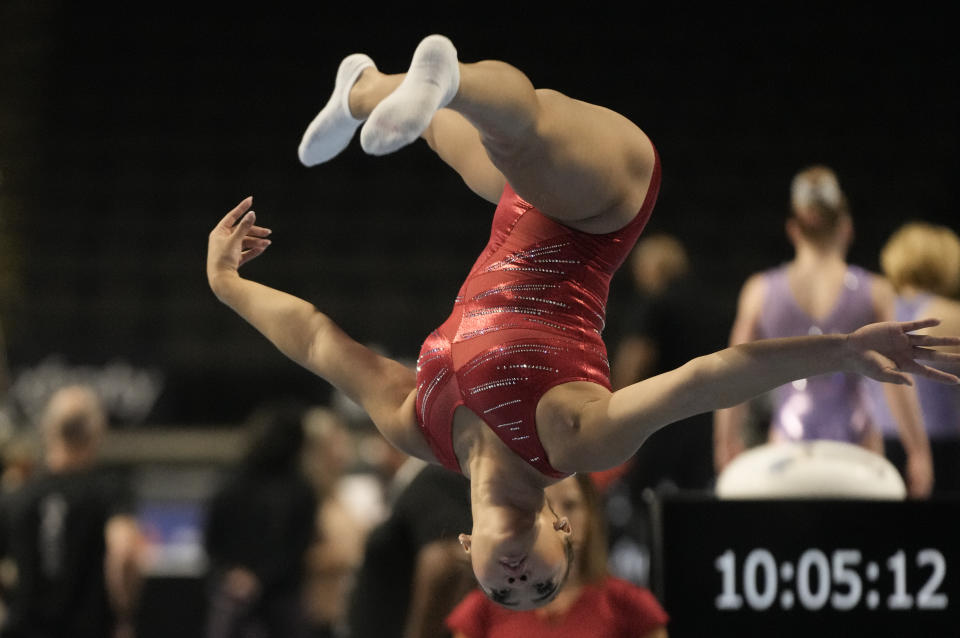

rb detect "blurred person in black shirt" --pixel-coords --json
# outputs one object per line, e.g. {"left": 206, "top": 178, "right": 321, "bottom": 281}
{"left": 346, "top": 462, "right": 472, "bottom": 638}
{"left": 608, "top": 234, "right": 729, "bottom": 493}
{"left": 203, "top": 401, "right": 317, "bottom": 638}
{"left": 601, "top": 235, "right": 730, "bottom": 586}
{"left": 0, "top": 385, "right": 142, "bottom": 638}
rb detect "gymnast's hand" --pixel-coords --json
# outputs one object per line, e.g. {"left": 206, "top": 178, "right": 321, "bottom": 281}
{"left": 206, "top": 196, "right": 273, "bottom": 293}
{"left": 845, "top": 319, "right": 960, "bottom": 385}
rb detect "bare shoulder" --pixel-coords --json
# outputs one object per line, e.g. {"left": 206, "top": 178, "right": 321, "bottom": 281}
{"left": 728, "top": 273, "right": 767, "bottom": 344}
{"left": 739, "top": 272, "right": 768, "bottom": 311}
{"left": 867, "top": 273, "right": 898, "bottom": 319}
{"left": 869, "top": 273, "right": 897, "bottom": 299}
{"left": 926, "top": 296, "right": 960, "bottom": 346}
{"left": 927, "top": 294, "right": 960, "bottom": 318}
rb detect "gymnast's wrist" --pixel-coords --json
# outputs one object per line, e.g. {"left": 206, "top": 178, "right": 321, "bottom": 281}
{"left": 837, "top": 332, "right": 858, "bottom": 372}
{"left": 208, "top": 268, "right": 242, "bottom": 302}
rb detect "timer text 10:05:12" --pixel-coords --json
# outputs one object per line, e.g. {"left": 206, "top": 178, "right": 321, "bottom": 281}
{"left": 714, "top": 548, "right": 947, "bottom": 611}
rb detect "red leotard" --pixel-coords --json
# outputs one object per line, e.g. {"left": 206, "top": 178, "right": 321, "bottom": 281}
{"left": 416, "top": 150, "right": 661, "bottom": 477}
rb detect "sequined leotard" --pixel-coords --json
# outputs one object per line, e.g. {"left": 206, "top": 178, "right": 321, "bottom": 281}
{"left": 415, "top": 151, "right": 661, "bottom": 477}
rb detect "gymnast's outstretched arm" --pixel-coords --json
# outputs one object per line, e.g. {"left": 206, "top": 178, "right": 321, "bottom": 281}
{"left": 541, "top": 320, "right": 960, "bottom": 473}
{"left": 206, "top": 197, "right": 431, "bottom": 460}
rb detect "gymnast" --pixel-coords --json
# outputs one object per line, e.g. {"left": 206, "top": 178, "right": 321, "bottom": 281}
{"left": 205, "top": 35, "right": 960, "bottom": 610}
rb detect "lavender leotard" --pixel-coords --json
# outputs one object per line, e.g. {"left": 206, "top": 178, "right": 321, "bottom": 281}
{"left": 756, "top": 264, "right": 877, "bottom": 443}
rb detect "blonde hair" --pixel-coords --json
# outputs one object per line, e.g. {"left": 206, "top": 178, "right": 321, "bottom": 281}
{"left": 881, "top": 222, "right": 960, "bottom": 297}
{"left": 790, "top": 165, "right": 850, "bottom": 241}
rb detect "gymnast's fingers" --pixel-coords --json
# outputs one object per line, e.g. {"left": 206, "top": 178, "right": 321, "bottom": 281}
{"left": 900, "top": 318, "right": 941, "bottom": 333}
{"left": 911, "top": 346, "right": 960, "bottom": 363}
{"left": 878, "top": 368, "right": 914, "bottom": 386}
{"left": 248, "top": 225, "right": 272, "bottom": 238}
{"left": 908, "top": 362, "right": 960, "bottom": 385}
{"left": 241, "top": 237, "right": 272, "bottom": 251}
{"left": 238, "top": 245, "right": 268, "bottom": 267}
{"left": 218, "top": 196, "right": 253, "bottom": 229}
{"left": 230, "top": 210, "right": 259, "bottom": 240}
{"left": 908, "top": 334, "right": 960, "bottom": 347}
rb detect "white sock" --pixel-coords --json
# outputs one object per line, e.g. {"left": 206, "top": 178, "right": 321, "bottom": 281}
{"left": 360, "top": 34, "right": 460, "bottom": 156}
{"left": 298, "top": 53, "right": 376, "bottom": 166}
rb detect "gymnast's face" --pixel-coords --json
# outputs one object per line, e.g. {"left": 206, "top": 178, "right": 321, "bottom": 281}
{"left": 458, "top": 504, "right": 573, "bottom": 610}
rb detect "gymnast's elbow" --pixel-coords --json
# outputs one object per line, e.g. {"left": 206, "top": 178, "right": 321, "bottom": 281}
{"left": 299, "top": 311, "right": 340, "bottom": 370}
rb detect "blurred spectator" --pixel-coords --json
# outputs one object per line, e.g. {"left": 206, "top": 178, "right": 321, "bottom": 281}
{"left": 611, "top": 234, "right": 690, "bottom": 387}
{"left": 713, "top": 165, "right": 933, "bottom": 498}
{"left": 0, "top": 385, "right": 143, "bottom": 638}
{"left": 0, "top": 434, "right": 39, "bottom": 496}
{"left": 354, "top": 429, "right": 411, "bottom": 510}
{"left": 606, "top": 233, "right": 728, "bottom": 492}
{"left": 445, "top": 474, "right": 669, "bottom": 638}
{"left": 329, "top": 385, "right": 411, "bottom": 531}
{"left": 0, "top": 431, "right": 40, "bottom": 627}
{"left": 203, "top": 400, "right": 317, "bottom": 638}
{"left": 0, "top": 321, "right": 10, "bottom": 445}
{"left": 864, "top": 222, "right": 960, "bottom": 492}
{"left": 600, "top": 234, "right": 728, "bottom": 587}
{"left": 299, "top": 406, "right": 367, "bottom": 638}
{"left": 302, "top": 407, "right": 356, "bottom": 501}
{"left": 0, "top": 321, "right": 8, "bottom": 402}
{"left": 345, "top": 463, "right": 472, "bottom": 638}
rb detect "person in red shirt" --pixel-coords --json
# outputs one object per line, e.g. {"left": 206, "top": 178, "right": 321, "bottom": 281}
{"left": 446, "top": 474, "right": 668, "bottom": 637}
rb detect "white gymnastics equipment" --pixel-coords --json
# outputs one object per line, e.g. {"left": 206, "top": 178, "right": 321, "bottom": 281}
{"left": 716, "top": 440, "right": 906, "bottom": 500}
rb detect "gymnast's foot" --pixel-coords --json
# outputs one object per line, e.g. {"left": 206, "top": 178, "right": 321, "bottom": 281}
{"left": 360, "top": 34, "right": 460, "bottom": 156}
{"left": 298, "top": 53, "right": 376, "bottom": 166}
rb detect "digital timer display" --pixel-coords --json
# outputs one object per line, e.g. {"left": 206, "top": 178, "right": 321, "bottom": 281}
{"left": 652, "top": 497, "right": 958, "bottom": 638}
{"left": 714, "top": 548, "right": 947, "bottom": 612}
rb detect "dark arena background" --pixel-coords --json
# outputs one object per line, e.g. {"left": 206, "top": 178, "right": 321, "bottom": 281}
{"left": 0, "top": 3, "right": 957, "bottom": 638}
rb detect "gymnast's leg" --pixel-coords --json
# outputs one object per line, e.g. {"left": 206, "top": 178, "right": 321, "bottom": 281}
{"left": 369, "top": 36, "right": 655, "bottom": 230}
{"left": 301, "top": 35, "right": 656, "bottom": 232}
{"left": 297, "top": 47, "right": 505, "bottom": 204}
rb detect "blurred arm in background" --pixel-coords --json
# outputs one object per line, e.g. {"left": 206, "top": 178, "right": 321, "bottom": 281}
{"left": 104, "top": 514, "right": 144, "bottom": 638}
{"left": 713, "top": 273, "right": 765, "bottom": 473}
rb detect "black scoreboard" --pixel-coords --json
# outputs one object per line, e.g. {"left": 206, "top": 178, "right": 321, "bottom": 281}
{"left": 651, "top": 496, "right": 959, "bottom": 637}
